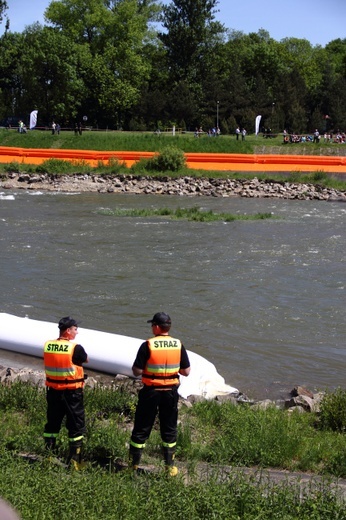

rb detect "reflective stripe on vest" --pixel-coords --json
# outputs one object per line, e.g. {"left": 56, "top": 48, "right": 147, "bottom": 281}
{"left": 44, "top": 339, "right": 84, "bottom": 390}
{"left": 142, "top": 336, "right": 181, "bottom": 387}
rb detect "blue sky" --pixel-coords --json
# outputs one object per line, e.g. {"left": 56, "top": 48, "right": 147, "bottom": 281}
{"left": 2, "top": 0, "right": 346, "bottom": 46}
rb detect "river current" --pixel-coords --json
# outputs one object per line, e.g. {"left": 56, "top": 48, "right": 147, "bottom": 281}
{"left": 0, "top": 188, "right": 345, "bottom": 399}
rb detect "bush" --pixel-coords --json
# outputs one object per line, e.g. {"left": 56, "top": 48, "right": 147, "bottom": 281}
{"left": 35, "top": 158, "right": 92, "bottom": 174}
{"left": 319, "top": 388, "right": 346, "bottom": 432}
{"left": 311, "top": 170, "right": 328, "bottom": 182}
{"left": 95, "top": 157, "right": 125, "bottom": 175}
{"left": 146, "top": 146, "right": 186, "bottom": 172}
{"left": 35, "top": 158, "right": 76, "bottom": 174}
{"left": 4, "top": 161, "right": 21, "bottom": 173}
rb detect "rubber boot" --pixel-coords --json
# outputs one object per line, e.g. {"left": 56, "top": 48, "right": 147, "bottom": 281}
{"left": 163, "top": 446, "right": 178, "bottom": 476}
{"left": 44, "top": 437, "right": 57, "bottom": 453}
{"left": 66, "top": 443, "right": 86, "bottom": 471}
{"left": 129, "top": 445, "right": 142, "bottom": 471}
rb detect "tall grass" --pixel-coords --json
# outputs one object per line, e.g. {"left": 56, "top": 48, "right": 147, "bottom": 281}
{"left": 1, "top": 128, "right": 345, "bottom": 155}
{"left": 0, "top": 128, "right": 253, "bottom": 153}
{"left": 0, "top": 453, "right": 344, "bottom": 519}
{"left": 1, "top": 382, "right": 346, "bottom": 518}
{"left": 179, "top": 400, "right": 346, "bottom": 474}
{"left": 98, "top": 207, "right": 274, "bottom": 222}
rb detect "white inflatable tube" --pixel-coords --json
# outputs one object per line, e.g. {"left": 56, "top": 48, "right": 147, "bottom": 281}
{"left": 0, "top": 313, "right": 238, "bottom": 399}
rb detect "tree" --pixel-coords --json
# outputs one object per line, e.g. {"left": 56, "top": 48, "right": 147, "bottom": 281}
{"left": 0, "top": 0, "right": 8, "bottom": 23}
{"left": 159, "top": 0, "right": 225, "bottom": 82}
{"left": 155, "top": 0, "right": 226, "bottom": 129}
{"left": 0, "top": 24, "right": 86, "bottom": 124}
{"left": 21, "top": 25, "right": 87, "bottom": 124}
{"left": 279, "top": 37, "right": 325, "bottom": 92}
{"left": 45, "top": 0, "right": 159, "bottom": 126}
{"left": 209, "top": 30, "right": 283, "bottom": 132}
{"left": 0, "top": 31, "right": 25, "bottom": 121}
{"left": 0, "top": 0, "right": 9, "bottom": 33}
{"left": 329, "top": 76, "right": 346, "bottom": 131}
{"left": 325, "top": 38, "right": 346, "bottom": 75}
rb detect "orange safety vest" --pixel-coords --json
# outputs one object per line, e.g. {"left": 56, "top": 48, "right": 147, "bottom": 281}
{"left": 44, "top": 339, "right": 85, "bottom": 390}
{"left": 142, "top": 335, "right": 182, "bottom": 387}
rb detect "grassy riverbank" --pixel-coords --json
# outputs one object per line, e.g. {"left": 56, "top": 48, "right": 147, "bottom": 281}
{"left": 1, "top": 129, "right": 346, "bottom": 192}
{"left": 1, "top": 381, "right": 346, "bottom": 518}
{"left": 0, "top": 128, "right": 345, "bottom": 156}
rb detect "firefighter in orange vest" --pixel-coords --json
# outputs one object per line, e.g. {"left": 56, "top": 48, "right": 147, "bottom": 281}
{"left": 129, "top": 312, "right": 191, "bottom": 476}
{"left": 43, "top": 317, "right": 88, "bottom": 469}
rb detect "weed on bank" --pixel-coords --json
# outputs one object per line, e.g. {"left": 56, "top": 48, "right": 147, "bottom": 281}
{"left": 1, "top": 382, "right": 346, "bottom": 518}
{"left": 0, "top": 453, "right": 345, "bottom": 520}
{"left": 0, "top": 128, "right": 345, "bottom": 156}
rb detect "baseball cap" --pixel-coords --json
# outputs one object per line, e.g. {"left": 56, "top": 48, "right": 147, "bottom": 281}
{"left": 58, "top": 316, "right": 79, "bottom": 331}
{"left": 147, "top": 312, "right": 171, "bottom": 326}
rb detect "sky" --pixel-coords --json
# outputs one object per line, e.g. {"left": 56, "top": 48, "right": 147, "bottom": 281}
{"left": 1, "top": 0, "right": 346, "bottom": 47}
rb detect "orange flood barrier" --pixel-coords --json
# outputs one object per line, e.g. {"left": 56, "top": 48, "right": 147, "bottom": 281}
{"left": 0, "top": 146, "right": 346, "bottom": 173}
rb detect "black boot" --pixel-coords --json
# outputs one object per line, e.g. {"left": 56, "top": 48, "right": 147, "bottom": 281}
{"left": 163, "top": 446, "right": 178, "bottom": 476}
{"left": 44, "top": 436, "right": 57, "bottom": 453}
{"left": 66, "top": 443, "right": 85, "bottom": 471}
{"left": 129, "top": 445, "right": 142, "bottom": 471}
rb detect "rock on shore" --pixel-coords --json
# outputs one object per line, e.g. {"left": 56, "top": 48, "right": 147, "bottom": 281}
{"left": 2, "top": 172, "right": 346, "bottom": 201}
{"left": 0, "top": 365, "right": 324, "bottom": 413}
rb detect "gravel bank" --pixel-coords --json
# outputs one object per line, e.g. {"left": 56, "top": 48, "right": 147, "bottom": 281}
{"left": 2, "top": 173, "right": 346, "bottom": 201}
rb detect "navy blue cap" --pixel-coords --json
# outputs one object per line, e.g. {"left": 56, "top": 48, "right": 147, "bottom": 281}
{"left": 147, "top": 312, "right": 171, "bottom": 326}
{"left": 58, "top": 317, "right": 79, "bottom": 331}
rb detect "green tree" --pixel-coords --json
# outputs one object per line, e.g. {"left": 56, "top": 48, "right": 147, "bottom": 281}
{"left": 205, "top": 30, "right": 283, "bottom": 132}
{"left": 328, "top": 76, "right": 346, "bottom": 131}
{"left": 45, "top": 0, "right": 159, "bottom": 127}
{"left": 320, "top": 39, "right": 346, "bottom": 130}
{"left": 156, "top": 0, "right": 225, "bottom": 128}
{"left": 22, "top": 25, "right": 87, "bottom": 124}
{"left": 0, "top": 0, "right": 8, "bottom": 23}
{"left": 279, "top": 37, "right": 325, "bottom": 92}
{"left": 325, "top": 38, "right": 346, "bottom": 75}
{"left": 276, "top": 68, "right": 308, "bottom": 133}
{"left": 0, "top": 31, "right": 25, "bottom": 121}
{"left": 0, "top": 24, "right": 86, "bottom": 124}
{"left": 159, "top": 0, "right": 225, "bottom": 82}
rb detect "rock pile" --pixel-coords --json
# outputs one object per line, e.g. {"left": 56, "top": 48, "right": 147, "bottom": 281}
{"left": 2, "top": 173, "right": 346, "bottom": 201}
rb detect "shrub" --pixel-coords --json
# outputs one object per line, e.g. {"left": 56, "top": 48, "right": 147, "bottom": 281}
{"left": 35, "top": 158, "right": 92, "bottom": 174}
{"left": 289, "top": 170, "right": 304, "bottom": 183}
{"left": 311, "top": 170, "right": 328, "bottom": 182}
{"left": 319, "top": 388, "right": 346, "bottom": 432}
{"left": 4, "top": 161, "right": 21, "bottom": 173}
{"left": 145, "top": 146, "right": 186, "bottom": 172}
{"left": 35, "top": 158, "right": 76, "bottom": 174}
{"left": 95, "top": 157, "right": 125, "bottom": 175}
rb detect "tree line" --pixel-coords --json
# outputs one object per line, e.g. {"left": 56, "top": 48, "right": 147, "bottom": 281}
{"left": 0, "top": 0, "right": 345, "bottom": 134}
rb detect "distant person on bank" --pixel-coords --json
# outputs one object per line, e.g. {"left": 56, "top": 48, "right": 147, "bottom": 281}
{"left": 129, "top": 312, "right": 191, "bottom": 476}
{"left": 43, "top": 317, "right": 88, "bottom": 470}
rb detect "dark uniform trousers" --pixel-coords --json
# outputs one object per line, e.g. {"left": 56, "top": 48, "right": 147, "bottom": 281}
{"left": 131, "top": 385, "right": 179, "bottom": 445}
{"left": 44, "top": 387, "right": 86, "bottom": 442}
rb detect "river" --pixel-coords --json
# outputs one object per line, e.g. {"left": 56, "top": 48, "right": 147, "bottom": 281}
{"left": 0, "top": 188, "right": 345, "bottom": 400}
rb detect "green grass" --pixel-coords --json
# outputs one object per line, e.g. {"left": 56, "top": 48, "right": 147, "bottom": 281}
{"left": 98, "top": 207, "right": 274, "bottom": 222}
{"left": 1, "top": 382, "right": 346, "bottom": 518}
{"left": 1, "top": 454, "right": 344, "bottom": 519}
{"left": 1, "top": 128, "right": 345, "bottom": 155}
{"left": 1, "top": 129, "right": 345, "bottom": 192}
{"left": 179, "top": 400, "right": 346, "bottom": 476}
{"left": 0, "top": 128, "right": 253, "bottom": 153}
